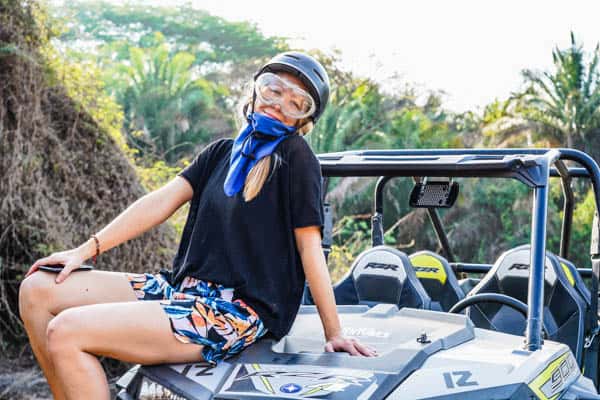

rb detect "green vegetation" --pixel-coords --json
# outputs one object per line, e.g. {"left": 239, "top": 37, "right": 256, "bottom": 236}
{"left": 44, "top": 2, "right": 600, "bottom": 273}
{"left": 26, "top": 1, "right": 600, "bottom": 275}
{"left": 103, "top": 32, "right": 229, "bottom": 163}
{"left": 4, "top": 2, "right": 598, "bottom": 396}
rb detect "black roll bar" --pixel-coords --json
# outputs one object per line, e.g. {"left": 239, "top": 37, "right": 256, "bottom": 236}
{"left": 319, "top": 147, "right": 600, "bottom": 353}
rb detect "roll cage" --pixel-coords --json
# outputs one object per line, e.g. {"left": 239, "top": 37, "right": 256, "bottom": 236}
{"left": 317, "top": 148, "right": 600, "bottom": 354}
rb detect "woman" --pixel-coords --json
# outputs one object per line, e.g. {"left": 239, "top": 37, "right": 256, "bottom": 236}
{"left": 19, "top": 51, "right": 376, "bottom": 400}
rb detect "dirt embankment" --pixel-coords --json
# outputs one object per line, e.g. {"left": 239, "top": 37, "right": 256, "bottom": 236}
{"left": 0, "top": 1, "right": 179, "bottom": 397}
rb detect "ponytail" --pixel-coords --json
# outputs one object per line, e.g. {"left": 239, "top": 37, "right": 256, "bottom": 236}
{"left": 243, "top": 120, "right": 314, "bottom": 202}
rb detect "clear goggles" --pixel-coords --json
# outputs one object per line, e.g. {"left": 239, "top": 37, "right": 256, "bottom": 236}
{"left": 254, "top": 72, "right": 316, "bottom": 119}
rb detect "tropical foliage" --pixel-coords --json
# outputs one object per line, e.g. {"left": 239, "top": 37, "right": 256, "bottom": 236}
{"left": 518, "top": 32, "right": 600, "bottom": 156}
{"left": 47, "top": 2, "right": 600, "bottom": 271}
{"left": 102, "top": 33, "right": 231, "bottom": 163}
{"left": 5, "top": 3, "right": 600, "bottom": 397}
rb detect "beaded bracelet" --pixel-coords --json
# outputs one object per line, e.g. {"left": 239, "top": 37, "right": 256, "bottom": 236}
{"left": 91, "top": 234, "right": 100, "bottom": 267}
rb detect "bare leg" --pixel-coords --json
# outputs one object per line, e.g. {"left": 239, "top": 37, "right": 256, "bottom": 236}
{"left": 46, "top": 301, "right": 204, "bottom": 399}
{"left": 19, "top": 270, "right": 139, "bottom": 400}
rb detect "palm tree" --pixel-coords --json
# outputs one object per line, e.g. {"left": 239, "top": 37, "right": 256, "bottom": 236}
{"left": 517, "top": 32, "right": 600, "bottom": 156}
{"left": 105, "top": 33, "right": 231, "bottom": 163}
{"left": 478, "top": 99, "right": 541, "bottom": 148}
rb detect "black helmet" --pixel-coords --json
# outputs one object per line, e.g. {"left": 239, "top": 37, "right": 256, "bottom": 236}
{"left": 255, "top": 51, "right": 330, "bottom": 123}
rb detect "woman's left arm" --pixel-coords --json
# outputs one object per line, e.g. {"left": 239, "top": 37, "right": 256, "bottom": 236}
{"left": 294, "top": 225, "right": 377, "bottom": 357}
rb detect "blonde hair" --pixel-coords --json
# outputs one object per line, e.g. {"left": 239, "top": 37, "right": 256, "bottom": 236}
{"left": 243, "top": 120, "right": 314, "bottom": 201}
{"left": 237, "top": 80, "right": 315, "bottom": 201}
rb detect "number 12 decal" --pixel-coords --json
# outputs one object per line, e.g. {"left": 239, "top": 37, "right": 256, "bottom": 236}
{"left": 443, "top": 371, "right": 479, "bottom": 388}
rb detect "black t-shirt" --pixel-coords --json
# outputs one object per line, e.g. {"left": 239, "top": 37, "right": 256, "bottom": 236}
{"left": 168, "top": 135, "right": 324, "bottom": 339}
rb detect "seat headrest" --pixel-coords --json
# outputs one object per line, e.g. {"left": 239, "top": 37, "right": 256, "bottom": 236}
{"left": 351, "top": 245, "right": 429, "bottom": 308}
{"left": 470, "top": 244, "right": 588, "bottom": 364}
{"left": 352, "top": 246, "right": 410, "bottom": 283}
{"left": 409, "top": 251, "right": 448, "bottom": 285}
{"left": 494, "top": 245, "right": 557, "bottom": 286}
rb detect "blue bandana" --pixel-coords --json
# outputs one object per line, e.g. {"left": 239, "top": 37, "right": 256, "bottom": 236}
{"left": 224, "top": 112, "right": 297, "bottom": 197}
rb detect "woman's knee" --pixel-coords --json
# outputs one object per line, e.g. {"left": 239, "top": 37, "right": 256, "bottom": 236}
{"left": 47, "top": 309, "right": 81, "bottom": 358}
{"left": 19, "top": 272, "right": 55, "bottom": 319}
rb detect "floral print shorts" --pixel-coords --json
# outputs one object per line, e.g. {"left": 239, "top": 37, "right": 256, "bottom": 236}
{"left": 126, "top": 272, "right": 267, "bottom": 365}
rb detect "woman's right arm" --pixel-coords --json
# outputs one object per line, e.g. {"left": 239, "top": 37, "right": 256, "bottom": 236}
{"left": 27, "top": 176, "right": 194, "bottom": 282}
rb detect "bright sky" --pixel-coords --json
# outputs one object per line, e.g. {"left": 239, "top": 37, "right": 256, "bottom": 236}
{"left": 189, "top": 0, "right": 600, "bottom": 114}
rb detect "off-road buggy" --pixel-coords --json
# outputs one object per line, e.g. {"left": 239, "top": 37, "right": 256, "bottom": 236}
{"left": 117, "top": 147, "right": 600, "bottom": 399}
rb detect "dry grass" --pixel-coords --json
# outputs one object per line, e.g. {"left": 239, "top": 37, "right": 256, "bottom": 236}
{"left": 0, "top": 0, "right": 179, "bottom": 395}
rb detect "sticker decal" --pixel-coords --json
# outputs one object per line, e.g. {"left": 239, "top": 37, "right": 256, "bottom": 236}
{"left": 219, "top": 364, "right": 375, "bottom": 398}
{"left": 528, "top": 351, "right": 579, "bottom": 400}
{"left": 443, "top": 370, "right": 478, "bottom": 389}
{"left": 365, "top": 262, "right": 399, "bottom": 271}
{"left": 280, "top": 383, "right": 302, "bottom": 393}
{"left": 169, "top": 361, "right": 231, "bottom": 393}
{"left": 342, "top": 327, "right": 390, "bottom": 338}
{"left": 496, "top": 251, "right": 557, "bottom": 285}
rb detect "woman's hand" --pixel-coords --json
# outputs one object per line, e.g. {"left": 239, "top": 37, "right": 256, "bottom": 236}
{"left": 294, "top": 227, "right": 378, "bottom": 358}
{"left": 26, "top": 248, "right": 88, "bottom": 283}
{"left": 324, "top": 334, "right": 378, "bottom": 357}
